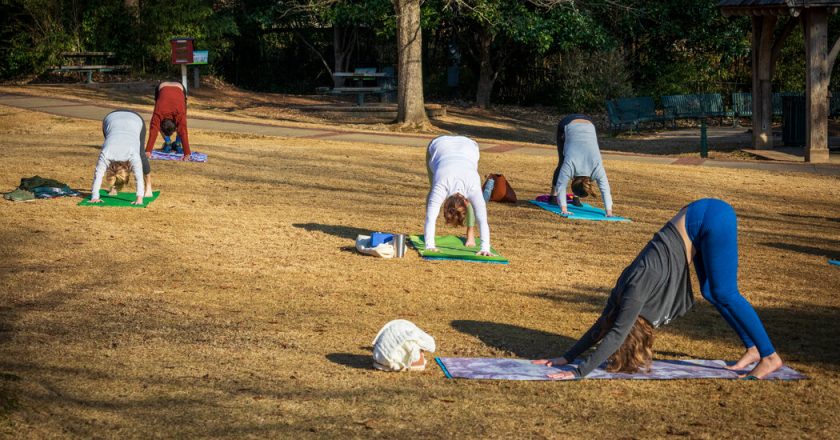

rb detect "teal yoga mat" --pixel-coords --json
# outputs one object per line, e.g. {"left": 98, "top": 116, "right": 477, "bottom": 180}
{"left": 529, "top": 200, "right": 630, "bottom": 222}
{"left": 830, "top": 259, "right": 840, "bottom": 267}
{"left": 408, "top": 234, "right": 508, "bottom": 264}
{"left": 78, "top": 190, "right": 159, "bottom": 208}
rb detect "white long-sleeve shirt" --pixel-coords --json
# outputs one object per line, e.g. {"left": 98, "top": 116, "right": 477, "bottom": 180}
{"left": 553, "top": 122, "right": 613, "bottom": 211}
{"left": 424, "top": 136, "right": 491, "bottom": 252}
{"left": 92, "top": 111, "right": 145, "bottom": 199}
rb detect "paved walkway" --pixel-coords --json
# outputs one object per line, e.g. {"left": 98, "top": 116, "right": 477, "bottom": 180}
{"left": 2, "top": 92, "right": 839, "bottom": 176}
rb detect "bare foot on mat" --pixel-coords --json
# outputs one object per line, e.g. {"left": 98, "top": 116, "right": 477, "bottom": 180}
{"left": 741, "top": 353, "right": 783, "bottom": 379}
{"left": 725, "top": 346, "right": 760, "bottom": 371}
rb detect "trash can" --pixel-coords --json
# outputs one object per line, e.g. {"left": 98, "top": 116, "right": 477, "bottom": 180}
{"left": 782, "top": 95, "right": 806, "bottom": 147}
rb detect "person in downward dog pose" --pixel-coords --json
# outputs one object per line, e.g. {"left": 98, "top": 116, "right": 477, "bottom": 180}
{"left": 550, "top": 114, "right": 614, "bottom": 217}
{"left": 533, "top": 198, "right": 783, "bottom": 379}
{"left": 90, "top": 110, "right": 152, "bottom": 205}
{"left": 145, "top": 81, "right": 191, "bottom": 160}
{"left": 424, "top": 135, "right": 493, "bottom": 256}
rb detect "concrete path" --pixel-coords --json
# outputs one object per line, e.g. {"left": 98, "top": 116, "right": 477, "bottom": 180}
{"left": 2, "top": 92, "right": 839, "bottom": 176}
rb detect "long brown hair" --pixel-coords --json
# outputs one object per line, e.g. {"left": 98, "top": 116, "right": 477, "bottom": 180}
{"left": 443, "top": 194, "right": 468, "bottom": 226}
{"left": 596, "top": 290, "right": 655, "bottom": 373}
{"left": 602, "top": 316, "right": 655, "bottom": 373}
{"left": 571, "top": 176, "right": 598, "bottom": 199}
{"left": 106, "top": 161, "right": 133, "bottom": 191}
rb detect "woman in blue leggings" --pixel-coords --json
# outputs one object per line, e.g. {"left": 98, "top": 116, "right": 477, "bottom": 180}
{"left": 534, "top": 198, "right": 783, "bottom": 379}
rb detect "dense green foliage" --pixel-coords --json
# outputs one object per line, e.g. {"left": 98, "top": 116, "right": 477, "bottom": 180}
{"left": 1, "top": 0, "right": 838, "bottom": 112}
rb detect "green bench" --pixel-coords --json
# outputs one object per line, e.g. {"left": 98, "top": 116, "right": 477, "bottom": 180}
{"left": 605, "top": 96, "right": 673, "bottom": 133}
{"left": 661, "top": 93, "right": 732, "bottom": 122}
{"left": 732, "top": 92, "right": 806, "bottom": 119}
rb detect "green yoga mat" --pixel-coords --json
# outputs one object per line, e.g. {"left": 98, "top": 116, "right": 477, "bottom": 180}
{"left": 408, "top": 234, "right": 508, "bottom": 264}
{"left": 78, "top": 190, "right": 159, "bottom": 208}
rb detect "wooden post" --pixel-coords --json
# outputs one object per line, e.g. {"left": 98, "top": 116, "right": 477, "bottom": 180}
{"left": 804, "top": 9, "right": 831, "bottom": 163}
{"left": 752, "top": 16, "right": 776, "bottom": 150}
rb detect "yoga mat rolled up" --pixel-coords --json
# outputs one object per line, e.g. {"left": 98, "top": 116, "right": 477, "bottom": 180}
{"left": 529, "top": 199, "right": 630, "bottom": 222}
{"left": 78, "top": 190, "right": 159, "bottom": 208}
{"left": 408, "top": 235, "right": 508, "bottom": 264}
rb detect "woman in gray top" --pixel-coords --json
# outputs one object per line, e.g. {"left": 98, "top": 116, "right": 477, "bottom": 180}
{"left": 550, "top": 114, "right": 614, "bottom": 217}
{"left": 533, "top": 199, "right": 784, "bottom": 380}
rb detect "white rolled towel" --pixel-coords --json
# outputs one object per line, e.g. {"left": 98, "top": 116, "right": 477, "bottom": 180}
{"left": 371, "top": 319, "right": 436, "bottom": 372}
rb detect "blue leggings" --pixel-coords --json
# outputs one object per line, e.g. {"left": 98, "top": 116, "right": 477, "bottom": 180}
{"left": 685, "top": 198, "right": 776, "bottom": 357}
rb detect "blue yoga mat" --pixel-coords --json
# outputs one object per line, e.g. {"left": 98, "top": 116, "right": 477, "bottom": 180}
{"left": 830, "top": 259, "right": 840, "bottom": 267}
{"left": 529, "top": 200, "right": 631, "bottom": 222}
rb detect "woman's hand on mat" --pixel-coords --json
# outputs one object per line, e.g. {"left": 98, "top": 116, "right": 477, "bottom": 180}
{"left": 131, "top": 196, "right": 144, "bottom": 205}
{"left": 426, "top": 247, "right": 439, "bottom": 253}
{"left": 606, "top": 209, "right": 614, "bottom": 217}
{"left": 560, "top": 209, "right": 573, "bottom": 216}
{"left": 90, "top": 198, "right": 103, "bottom": 204}
{"left": 180, "top": 154, "right": 191, "bottom": 161}
{"left": 531, "top": 357, "right": 568, "bottom": 367}
{"left": 145, "top": 151, "right": 152, "bottom": 158}
{"left": 465, "top": 239, "right": 476, "bottom": 247}
{"left": 475, "top": 250, "right": 494, "bottom": 256}
{"left": 547, "top": 371, "right": 576, "bottom": 380}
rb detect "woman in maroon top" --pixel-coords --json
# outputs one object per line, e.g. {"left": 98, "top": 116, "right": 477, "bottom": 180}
{"left": 145, "top": 81, "right": 191, "bottom": 161}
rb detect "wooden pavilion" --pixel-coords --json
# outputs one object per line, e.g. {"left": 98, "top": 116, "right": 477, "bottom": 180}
{"left": 720, "top": 0, "right": 840, "bottom": 163}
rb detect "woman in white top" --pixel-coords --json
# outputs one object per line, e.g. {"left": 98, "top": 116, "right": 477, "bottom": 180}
{"left": 424, "top": 136, "right": 493, "bottom": 256}
{"left": 90, "top": 110, "right": 152, "bottom": 205}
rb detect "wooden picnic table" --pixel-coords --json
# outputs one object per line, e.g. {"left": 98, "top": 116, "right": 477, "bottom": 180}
{"left": 50, "top": 52, "right": 129, "bottom": 84}
{"left": 327, "top": 70, "right": 395, "bottom": 105}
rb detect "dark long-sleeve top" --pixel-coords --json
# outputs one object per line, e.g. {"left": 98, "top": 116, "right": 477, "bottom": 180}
{"left": 145, "top": 85, "right": 190, "bottom": 155}
{"left": 562, "top": 222, "right": 694, "bottom": 377}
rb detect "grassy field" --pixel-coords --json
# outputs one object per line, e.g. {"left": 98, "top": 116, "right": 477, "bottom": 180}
{"left": 0, "top": 103, "right": 839, "bottom": 438}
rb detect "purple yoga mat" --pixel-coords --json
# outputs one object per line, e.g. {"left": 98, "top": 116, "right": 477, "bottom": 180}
{"left": 436, "top": 357, "right": 806, "bottom": 381}
{"left": 150, "top": 151, "right": 208, "bottom": 162}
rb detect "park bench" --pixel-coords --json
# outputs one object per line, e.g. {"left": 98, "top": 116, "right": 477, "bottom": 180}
{"left": 605, "top": 96, "right": 673, "bottom": 133}
{"left": 320, "top": 67, "right": 395, "bottom": 105}
{"left": 49, "top": 52, "right": 130, "bottom": 84}
{"left": 661, "top": 93, "right": 732, "bottom": 123}
{"left": 733, "top": 92, "right": 814, "bottom": 122}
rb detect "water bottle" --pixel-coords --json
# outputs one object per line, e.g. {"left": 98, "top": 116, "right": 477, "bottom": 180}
{"left": 483, "top": 178, "right": 495, "bottom": 201}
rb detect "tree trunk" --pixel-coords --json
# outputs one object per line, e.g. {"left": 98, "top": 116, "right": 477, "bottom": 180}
{"left": 805, "top": 8, "right": 830, "bottom": 163}
{"left": 475, "top": 29, "right": 495, "bottom": 109}
{"left": 333, "top": 26, "right": 355, "bottom": 79}
{"left": 393, "top": 0, "right": 429, "bottom": 128}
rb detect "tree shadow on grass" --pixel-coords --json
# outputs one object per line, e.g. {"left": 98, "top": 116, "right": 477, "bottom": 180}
{"left": 292, "top": 223, "right": 371, "bottom": 240}
{"left": 325, "top": 353, "right": 375, "bottom": 370}
{"left": 450, "top": 320, "right": 577, "bottom": 359}
{"left": 762, "top": 241, "right": 840, "bottom": 259}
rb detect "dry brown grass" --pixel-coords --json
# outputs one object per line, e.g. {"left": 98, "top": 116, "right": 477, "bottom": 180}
{"left": 1, "top": 103, "right": 839, "bottom": 438}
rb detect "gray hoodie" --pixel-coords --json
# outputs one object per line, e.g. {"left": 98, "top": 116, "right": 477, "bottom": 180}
{"left": 562, "top": 222, "right": 694, "bottom": 377}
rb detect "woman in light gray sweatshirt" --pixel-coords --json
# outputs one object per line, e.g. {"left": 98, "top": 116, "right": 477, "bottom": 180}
{"left": 551, "top": 114, "right": 614, "bottom": 217}
{"left": 90, "top": 110, "right": 152, "bottom": 205}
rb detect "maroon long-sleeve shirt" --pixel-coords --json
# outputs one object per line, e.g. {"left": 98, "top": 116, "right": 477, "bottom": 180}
{"left": 145, "top": 85, "right": 190, "bottom": 155}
